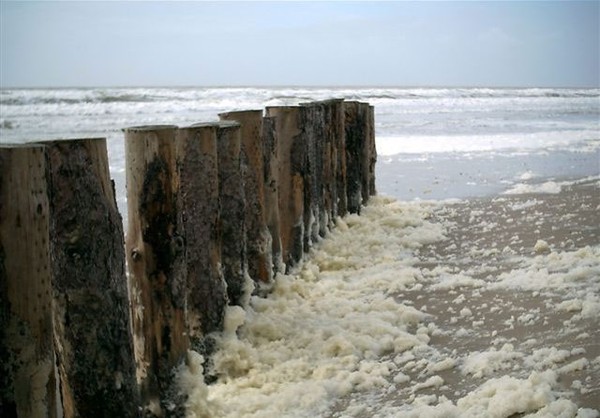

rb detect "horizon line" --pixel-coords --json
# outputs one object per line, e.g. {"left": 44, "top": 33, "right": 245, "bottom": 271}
{"left": 2, "top": 83, "right": 599, "bottom": 90}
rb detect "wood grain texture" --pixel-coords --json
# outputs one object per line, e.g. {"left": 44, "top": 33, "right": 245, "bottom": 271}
{"left": 0, "top": 144, "right": 57, "bottom": 418}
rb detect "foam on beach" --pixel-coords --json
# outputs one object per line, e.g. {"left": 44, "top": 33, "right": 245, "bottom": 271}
{"left": 177, "top": 181, "right": 600, "bottom": 417}
{"left": 179, "top": 196, "right": 443, "bottom": 417}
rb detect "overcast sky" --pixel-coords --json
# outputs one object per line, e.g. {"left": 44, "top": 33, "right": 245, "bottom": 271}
{"left": 1, "top": 1, "right": 598, "bottom": 88}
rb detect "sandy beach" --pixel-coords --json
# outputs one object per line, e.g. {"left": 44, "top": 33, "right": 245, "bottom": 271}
{"left": 374, "top": 177, "right": 599, "bottom": 413}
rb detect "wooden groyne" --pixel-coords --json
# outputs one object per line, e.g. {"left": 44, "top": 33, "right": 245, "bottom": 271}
{"left": 0, "top": 99, "right": 376, "bottom": 417}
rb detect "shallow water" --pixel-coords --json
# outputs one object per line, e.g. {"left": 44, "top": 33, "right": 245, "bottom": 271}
{"left": 377, "top": 147, "right": 600, "bottom": 201}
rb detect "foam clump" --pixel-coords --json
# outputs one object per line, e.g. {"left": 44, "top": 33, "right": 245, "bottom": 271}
{"left": 192, "top": 197, "right": 444, "bottom": 417}
{"left": 534, "top": 239, "right": 551, "bottom": 254}
{"left": 223, "top": 305, "right": 246, "bottom": 336}
{"left": 176, "top": 351, "right": 220, "bottom": 418}
{"left": 461, "top": 344, "right": 523, "bottom": 379}
{"left": 456, "top": 371, "right": 557, "bottom": 417}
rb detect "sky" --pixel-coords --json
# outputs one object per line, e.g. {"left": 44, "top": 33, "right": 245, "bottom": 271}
{"left": 0, "top": 1, "right": 598, "bottom": 88}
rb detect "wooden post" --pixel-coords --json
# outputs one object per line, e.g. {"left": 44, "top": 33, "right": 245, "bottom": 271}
{"left": 331, "top": 100, "right": 348, "bottom": 218}
{"left": 124, "top": 125, "right": 188, "bottom": 416}
{"left": 43, "top": 138, "right": 139, "bottom": 418}
{"left": 261, "top": 117, "right": 283, "bottom": 276}
{"left": 264, "top": 106, "right": 305, "bottom": 270}
{"left": 344, "top": 102, "right": 367, "bottom": 214}
{"left": 298, "top": 103, "right": 324, "bottom": 249}
{"left": 213, "top": 121, "right": 248, "bottom": 306}
{"left": 367, "top": 105, "right": 377, "bottom": 199}
{"left": 0, "top": 144, "right": 57, "bottom": 418}
{"left": 218, "top": 111, "right": 273, "bottom": 288}
{"left": 176, "top": 124, "right": 227, "bottom": 338}
{"left": 301, "top": 99, "right": 346, "bottom": 237}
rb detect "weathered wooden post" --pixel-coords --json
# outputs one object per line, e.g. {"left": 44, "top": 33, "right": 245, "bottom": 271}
{"left": 124, "top": 125, "right": 188, "bottom": 416}
{"left": 265, "top": 106, "right": 305, "bottom": 270}
{"left": 213, "top": 121, "right": 248, "bottom": 306}
{"left": 302, "top": 99, "right": 347, "bottom": 238}
{"left": 330, "top": 100, "right": 348, "bottom": 218}
{"left": 344, "top": 102, "right": 367, "bottom": 214}
{"left": 175, "top": 124, "right": 227, "bottom": 337}
{"left": 298, "top": 103, "right": 325, "bottom": 248}
{"left": 261, "top": 117, "right": 283, "bottom": 275}
{"left": 366, "top": 105, "right": 377, "bottom": 198}
{"left": 43, "top": 138, "right": 139, "bottom": 418}
{"left": 218, "top": 111, "right": 273, "bottom": 288}
{"left": 0, "top": 144, "right": 57, "bottom": 418}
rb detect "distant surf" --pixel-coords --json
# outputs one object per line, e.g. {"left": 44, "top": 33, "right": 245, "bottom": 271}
{"left": 1, "top": 85, "right": 598, "bottom": 213}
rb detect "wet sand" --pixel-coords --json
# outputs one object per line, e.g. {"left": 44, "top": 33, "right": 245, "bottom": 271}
{"left": 380, "top": 178, "right": 599, "bottom": 412}
{"left": 323, "top": 178, "right": 599, "bottom": 417}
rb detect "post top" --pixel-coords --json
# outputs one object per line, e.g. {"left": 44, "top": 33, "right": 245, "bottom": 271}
{"left": 185, "top": 122, "right": 219, "bottom": 129}
{"left": 265, "top": 105, "right": 301, "bottom": 111}
{"left": 219, "top": 109, "right": 263, "bottom": 118}
{"left": 216, "top": 120, "right": 241, "bottom": 129}
{"left": 300, "top": 98, "right": 345, "bottom": 107}
{"left": 1, "top": 138, "right": 107, "bottom": 149}
{"left": 122, "top": 124, "right": 177, "bottom": 133}
{"left": 38, "top": 137, "right": 106, "bottom": 146}
{"left": 343, "top": 100, "right": 370, "bottom": 106}
{"left": 189, "top": 121, "right": 240, "bottom": 129}
{"left": 0, "top": 142, "right": 46, "bottom": 149}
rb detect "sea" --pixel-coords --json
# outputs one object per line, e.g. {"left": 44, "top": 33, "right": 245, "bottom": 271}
{"left": 1, "top": 87, "right": 600, "bottom": 417}
{"left": 1, "top": 86, "right": 598, "bottom": 219}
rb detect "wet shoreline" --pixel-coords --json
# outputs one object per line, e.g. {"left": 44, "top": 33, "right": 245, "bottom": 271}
{"left": 193, "top": 176, "right": 599, "bottom": 417}
{"left": 376, "top": 147, "right": 599, "bottom": 202}
{"left": 377, "top": 177, "right": 599, "bottom": 413}
{"left": 324, "top": 177, "right": 599, "bottom": 416}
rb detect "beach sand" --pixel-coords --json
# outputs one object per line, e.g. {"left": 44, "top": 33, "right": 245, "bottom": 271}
{"left": 332, "top": 177, "right": 600, "bottom": 415}
{"left": 190, "top": 175, "right": 599, "bottom": 417}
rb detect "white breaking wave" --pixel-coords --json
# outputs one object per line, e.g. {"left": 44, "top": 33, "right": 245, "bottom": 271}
{"left": 376, "top": 131, "right": 599, "bottom": 155}
{"left": 2, "top": 85, "right": 598, "bottom": 219}
{"left": 1, "top": 86, "right": 598, "bottom": 143}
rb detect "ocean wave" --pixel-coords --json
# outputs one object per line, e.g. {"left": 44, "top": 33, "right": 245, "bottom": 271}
{"left": 369, "top": 88, "right": 600, "bottom": 100}
{"left": 376, "top": 130, "right": 599, "bottom": 155}
{"left": 268, "top": 94, "right": 315, "bottom": 102}
{"left": 1, "top": 87, "right": 598, "bottom": 107}
{"left": 0, "top": 119, "right": 16, "bottom": 129}
{"left": 2, "top": 87, "right": 598, "bottom": 150}
{"left": 1, "top": 92, "right": 166, "bottom": 106}
{"left": 96, "top": 93, "right": 159, "bottom": 103}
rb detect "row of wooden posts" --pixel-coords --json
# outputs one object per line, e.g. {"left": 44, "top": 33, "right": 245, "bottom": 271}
{"left": 0, "top": 99, "right": 376, "bottom": 417}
